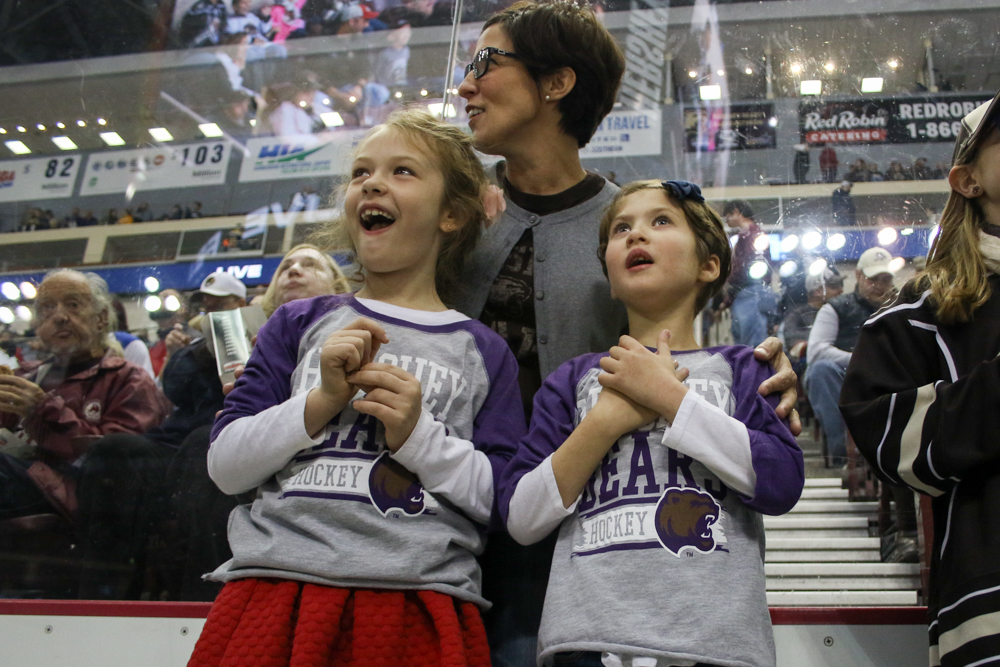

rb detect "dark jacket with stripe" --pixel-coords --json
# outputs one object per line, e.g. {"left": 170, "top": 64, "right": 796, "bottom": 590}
{"left": 840, "top": 275, "right": 1000, "bottom": 667}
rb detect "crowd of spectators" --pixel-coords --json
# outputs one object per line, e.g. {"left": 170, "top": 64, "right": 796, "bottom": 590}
{"left": 14, "top": 202, "right": 210, "bottom": 232}
{"left": 842, "top": 156, "right": 949, "bottom": 183}
{"left": 0, "top": 250, "right": 351, "bottom": 599}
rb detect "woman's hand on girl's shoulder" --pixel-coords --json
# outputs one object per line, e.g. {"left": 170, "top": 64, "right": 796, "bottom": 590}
{"left": 753, "top": 337, "right": 802, "bottom": 436}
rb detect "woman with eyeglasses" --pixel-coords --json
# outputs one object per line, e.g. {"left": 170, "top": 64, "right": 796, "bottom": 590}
{"left": 455, "top": 2, "right": 801, "bottom": 666}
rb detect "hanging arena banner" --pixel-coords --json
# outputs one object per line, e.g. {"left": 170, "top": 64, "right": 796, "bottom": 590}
{"left": 800, "top": 94, "right": 994, "bottom": 146}
{"left": 238, "top": 130, "right": 371, "bottom": 182}
{"left": 80, "top": 141, "right": 232, "bottom": 196}
{"left": 580, "top": 109, "right": 662, "bottom": 158}
{"left": 0, "top": 155, "right": 82, "bottom": 203}
{"left": 684, "top": 103, "right": 777, "bottom": 153}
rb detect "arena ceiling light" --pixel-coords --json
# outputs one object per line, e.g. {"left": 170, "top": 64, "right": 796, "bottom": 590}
{"left": 0, "top": 128, "right": 6, "bottom": 134}
{"left": 5, "top": 140, "right": 30, "bottom": 155}
{"left": 420, "top": 89, "right": 428, "bottom": 96}
{"left": 19, "top": 282, "right": 36, "bottom": 299}
{"left": 888, "top": 59, "right": 899, "bottom": 69}
{"left": 901, "top": 228, "right": 914, "bottom": 236}
{"left": 97, "top": 117, "right": 107, "bottom": 125}
{"left": 745, "top": 67, "right": 753, "bottom": 75}
{"left": 790, "top": 62, "right": 802, "bottom": 74}
{"left": 753, "top": 234, "right": 770, "bottom": 252}
{"left": 144, "top": 296, "right": 162, "bottom": 312}
{"left": 802, "top": 231, "right": 822, "bottom": 250}
{"left": 781, "top": 234, "right": 799, "bottom": 252}
{"left": 800, "top": 80, "right": 822, "bottom": 96}
{"left": 394, "top": 91, "right": 403, "bottom": 99}
{"left": 699, "top": 85, "right": 722, "bottom": 100}
{"left": 808, "top": 258, "right": 828, "bottom": 276}
{"left": 779, "top": 260, "right": 798, "bottom": 277}
{"left": 36, "top": 124, "right": 46, "bottom": 131}
{"left": 826, "top": 233, "right": 846, "bottom": 251}
{"left": 768, "top": 117, "right": 778, "bottom": 127}
{"left": 16, "top": 125, "right": 26, "bottom": 132}
{"left": 888, "top": 257, "right": 906, "bottom": 273}
{"left": 144, "top": 276, "right": 160, "bottom": 292}
{"left": 199, "top": 123, "right": 223, "bottom": 138}
{"left": 100, "top": 131, "right": 125, "bottom": 146}
{"left": 56, "top": 122, "right": 65, "bottom": 129}
{"left": 748, "top": 261, "right": 769, "bottom": 280}
{"left": 77, "top": 119, "right": 87, "bottom": 127}
{"left": 15, "top": 306, "right": 31, "bottom": 321}
{"left": 164, "top": 294, "right": 181, "bottom": 311}
{"left": 1, "top": 282, "right": 21, "bottom": 300}
{"left": 0, "top": 307, "right": 14, "bottom": 325}
{"left": 861, "top": 77, "right": 884, "bottom": 93}
{"left": 688, "top": 70, "right": 697, "bottom": 78}
{"left": 321, "top": 112, "right": 344, "bottom": 127}
{"left": 149, "top": 127, "right": 174, "bottom": 142}
{"left": 51, "top": 136, "right": 78, "bottom": 150}
{"left": 878, "top": 227, "right": 898, "bottom": 245}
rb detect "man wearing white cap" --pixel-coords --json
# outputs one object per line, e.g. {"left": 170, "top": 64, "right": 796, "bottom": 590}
{"left": 805, "top": 247, "right": 896, "bottom": 466}
{"left": 162, "top": 271, "right": 247, "bottom": 363}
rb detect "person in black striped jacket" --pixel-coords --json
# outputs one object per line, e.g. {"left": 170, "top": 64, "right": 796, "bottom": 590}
{"left": 841, "top": 89, "right": 1000, "bottom": 667}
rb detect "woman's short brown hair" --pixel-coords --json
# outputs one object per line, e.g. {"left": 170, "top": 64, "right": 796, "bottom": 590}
{"left": 597, "top": 181, "right": 732, "bottom": 313}
{"left": 483, "top": 0, "right": 625, "bottom": 149}
{"left": 312, "top": 108, "right": 489, "bottom": 307}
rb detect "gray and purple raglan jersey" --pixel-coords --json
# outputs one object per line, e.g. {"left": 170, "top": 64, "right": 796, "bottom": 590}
{"left": 206, "top": 294, "right": 525, "bottom": 608}
{"left": 499, "top": 345, "right": 803, "bottom": 667}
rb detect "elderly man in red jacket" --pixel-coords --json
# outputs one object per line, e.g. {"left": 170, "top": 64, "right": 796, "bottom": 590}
{"left": 0, "top": 269, "right": 169, "bottom": 520}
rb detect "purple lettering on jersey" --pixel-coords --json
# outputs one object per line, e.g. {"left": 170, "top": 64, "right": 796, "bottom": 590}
{"left": 598, "top": 443, "right": 621, "bottom": 503}
{"left": 622, "top": 432, "right": 659, "bottom": 496}
{"left": 668, "top": 448, "right": 697, "bottom": 488}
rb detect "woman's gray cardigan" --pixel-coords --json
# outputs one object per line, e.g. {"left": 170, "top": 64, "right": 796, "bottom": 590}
{"left": 455, "top": 179, "right": 628, "bottom": 379}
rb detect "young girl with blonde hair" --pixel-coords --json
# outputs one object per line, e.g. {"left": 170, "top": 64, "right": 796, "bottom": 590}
{"left": 187, "top": 109, "right": 524, "bottom": 667}
{"left": 841, "top": 90, "right": 1000, "bottom": 667}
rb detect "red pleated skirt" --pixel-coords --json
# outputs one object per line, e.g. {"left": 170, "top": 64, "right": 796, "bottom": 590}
{"left": 187, "top": 578, "right": 491, "bottom": 667}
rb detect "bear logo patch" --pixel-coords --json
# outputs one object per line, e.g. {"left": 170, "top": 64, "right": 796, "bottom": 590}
{"left": 368, "top": 452, "right": 425, "bottom": 518}
{"left": 654, "top": 487, "right": 721, "bottom": 557}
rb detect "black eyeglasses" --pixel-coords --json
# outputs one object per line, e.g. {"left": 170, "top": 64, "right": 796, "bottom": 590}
{"left": 464, "top": 47, "right": 519, "bottom": 79}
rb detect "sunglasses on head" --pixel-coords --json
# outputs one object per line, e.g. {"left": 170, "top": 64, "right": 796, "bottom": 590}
{"left": 464, "top": 47, "right": 520, "bottom": 79}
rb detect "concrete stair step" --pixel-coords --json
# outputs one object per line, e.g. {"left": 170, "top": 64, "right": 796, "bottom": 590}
{"left": 803, "top": 478, "right": 843, "bottom": 488}
{"left": 766, "top": 563, "right": 920, "bottom": 576}
{"left": 766, "top": 550, "right": 880, "bottom": 562}
{"left": 766, "top": 577, "right": 921, "bottom": 591}
{"left": 766, "top": 590, "right": 918, "bottom": 606}
{"left": 800, "top": 488, "right": 850, "bottom": 500}
{"left": 789, "top": 501, "right": 879, "bottom": 514}
{"left": 763, "top": 528, "right": 870, "bottom": 539}
{"left": 764, "top": 516, "right": 870, "bottom": 530}
{"left": 767, "top": 537, "right": 880, "bottom": 550}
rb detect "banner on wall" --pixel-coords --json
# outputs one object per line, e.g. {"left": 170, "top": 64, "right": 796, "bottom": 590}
{"left": 800, "top": 94, "right": 993, "bottom": 146}
{"left": 580, "top": 109, "right": 662, "bottom": 158}
{"left": 684, "top": 104, "right": 777, "bottom": 153}
{"left": 0, "top": 155, "right": 82, "bottom": 203}
{"left": 238, "top": 130, "right": 371, "bottom": 182}
{"left": 80, "top": 141, "right": 232, "bottom": 196}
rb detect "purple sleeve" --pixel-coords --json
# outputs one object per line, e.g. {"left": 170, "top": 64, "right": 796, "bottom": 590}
{"left": 724, "top": 345, "right": 805, "bottom": 515}
{"left": 469, "top": 326, "right": 528, "bottom": 533}
{"left": 496, "top": 356, "right": 593, "bottom": 526}
{"left": 209, "top": 299, "right": 317, "bottom": 443}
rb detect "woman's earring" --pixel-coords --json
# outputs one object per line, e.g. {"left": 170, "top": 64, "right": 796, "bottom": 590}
{"left": 972, "top": 186, "right": 982, "bottom": 196}
{"left": 545, "top": 95, "right": 551, "bottom": 100}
